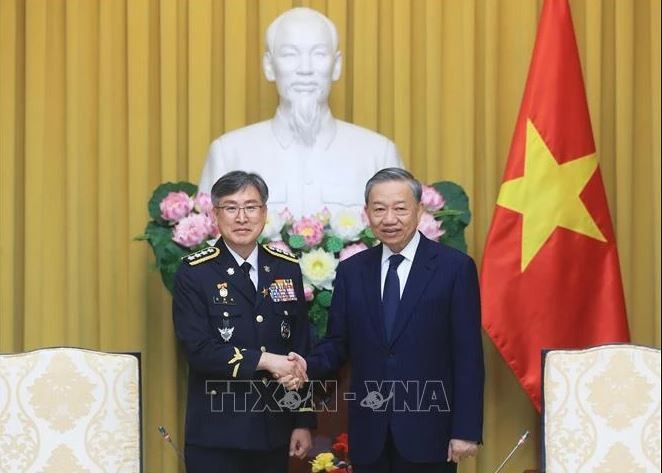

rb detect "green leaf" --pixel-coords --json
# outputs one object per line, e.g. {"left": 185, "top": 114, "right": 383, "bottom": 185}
{"left": 359, "top": 227, "right": 378, "bottom": 247}
{"left": 430, "top": 180, "right": 471, "bottom": 253}
{"left": 431, "top": 181, "right": 471, "bottom": 226}
{"left": 288, "top": 234, "right": 306, "bottom": 250}
{"left": 308, "top": 304, "right": 329, "bottom": 339}
{"left": 440, "top": 231, "right": 467, "bottom": 253}
{"left": 324, "top": 236, "right": 344, "bottom": 254}
{"left": 160, "top": 264, "right": 179, "bottom": 292}
{"left": 147, "top": 181, "right": 198, "bottom": 224}
{"left": 315, "top": 290, "right": 333, "bottom": 308}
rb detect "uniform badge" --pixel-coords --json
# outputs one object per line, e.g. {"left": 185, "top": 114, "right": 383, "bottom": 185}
{"left": 264, "top": 265, "right": 271, "bottom": 273}
{"left": 217, "top": 282, "right": 228, "bottom": 298}
{"left": 227, "top": 267, "right": 235, "bottom": 276}
{"left": 268, "top": 279, "right": 298, "bottom": 302}
{"left": 218, "top": 325, "right": 234, "bottom": 342}
{"left": 280, "top": 320, "right": 291, "bottom": 340}
{"left": 213, "top": 282, "right": 236, "bottom": 304}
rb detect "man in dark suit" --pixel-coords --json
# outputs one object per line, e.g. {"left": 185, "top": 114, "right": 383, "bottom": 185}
{"left": 172, "top": 171, "right": 315, "bottom": 473}
{"left": 288, "top": 168, "right": 484, "bottom": 472}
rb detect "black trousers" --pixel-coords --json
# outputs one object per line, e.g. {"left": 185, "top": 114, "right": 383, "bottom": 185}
{"left": 353, "top": 429, "right": 458, "bottom": 473}
{"left": 184, "top": 444, "right": 289, "bottom": 473}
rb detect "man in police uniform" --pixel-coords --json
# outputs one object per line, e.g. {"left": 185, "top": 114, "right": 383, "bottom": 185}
{"left": 172, "top": 171, "right": 315, "bottom": 472}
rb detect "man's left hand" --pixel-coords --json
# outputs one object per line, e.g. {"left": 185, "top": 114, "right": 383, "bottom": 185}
{"left": 447, "top": 438, "right": 478, "bottom": 463}
{"left": 289, "top": 428, "right": 312, "bottom": 459}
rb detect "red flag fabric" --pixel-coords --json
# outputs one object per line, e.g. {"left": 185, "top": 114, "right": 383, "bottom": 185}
{"left": 481, "top": 0, "right": 630, "bottom": 412}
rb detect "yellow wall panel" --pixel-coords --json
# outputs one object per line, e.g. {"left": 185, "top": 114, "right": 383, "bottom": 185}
{"left": 0, "top": 1, "right": 659, "bottom": 471}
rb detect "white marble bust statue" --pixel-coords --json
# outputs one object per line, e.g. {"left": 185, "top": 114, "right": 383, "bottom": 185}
{"left": 198, "top": 7, "right": 404, "bottom": 218}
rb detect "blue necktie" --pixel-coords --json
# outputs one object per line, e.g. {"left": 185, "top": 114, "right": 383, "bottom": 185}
{"left": 383, "top": 254, "right": 405, "bottom": 341}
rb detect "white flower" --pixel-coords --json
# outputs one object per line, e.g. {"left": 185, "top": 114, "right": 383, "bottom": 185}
{"left": 261, "top": 210, "right": 285, "bottom": 241}
{"left": 329, "top": 209, "right": 365, "bottom": 242}
{"left": 299, "top": 248, "right": 338, "bottom": 290}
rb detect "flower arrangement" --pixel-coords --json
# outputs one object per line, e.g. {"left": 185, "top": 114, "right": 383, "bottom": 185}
{"left": 310, "top": 433, "right": 351, "bottom": 472}
{"left": 136, "top": 182, "right": 219, "bottom": 291}
{"left": 138, "top": 180, "right": 470, "bottom": 336}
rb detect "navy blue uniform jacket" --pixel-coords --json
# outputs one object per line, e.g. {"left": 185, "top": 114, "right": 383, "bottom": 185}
{"left": 307, "top": 234, "right": 484, "bottom": 464}
{"left": 172, "top": 239, "right": 315, "bottom": 450}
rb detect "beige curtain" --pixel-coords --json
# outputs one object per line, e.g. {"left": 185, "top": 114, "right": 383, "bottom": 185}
{"left": 1, "top": 0, "right": 659, "bottom": 471}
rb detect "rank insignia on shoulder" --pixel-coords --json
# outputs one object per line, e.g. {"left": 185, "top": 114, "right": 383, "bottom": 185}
{"left": 262, "top": 244, "right": 298, "bottom": 263}
{"left": 182, "top": 246, "right": 220, "bottom": 266}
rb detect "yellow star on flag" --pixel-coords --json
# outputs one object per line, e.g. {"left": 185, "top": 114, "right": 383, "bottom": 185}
{"left": 497, "top": 120, "right": 606, "bottom": 271}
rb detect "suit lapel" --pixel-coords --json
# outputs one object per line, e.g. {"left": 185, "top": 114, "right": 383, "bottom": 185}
{"left": 214, "top": 239, "right": 257, "bottom": 305}
{"left": 363, "top": 245, "right": 387, "bottom": 343}
{"left": 389, "top": 236, "right": 438, "bottom": 347}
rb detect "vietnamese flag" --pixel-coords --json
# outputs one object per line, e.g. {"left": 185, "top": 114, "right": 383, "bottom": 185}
{"left": 481, "top": 0, "right": 630, "bottom": 412}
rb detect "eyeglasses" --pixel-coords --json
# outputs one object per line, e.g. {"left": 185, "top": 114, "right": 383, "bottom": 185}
{"left": 215, "top": 205, "right": 264, "bottom": 217}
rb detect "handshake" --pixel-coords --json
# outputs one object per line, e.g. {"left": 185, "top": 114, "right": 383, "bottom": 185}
{"left": 258, "top": 352, "right": 308, "bottom": 390}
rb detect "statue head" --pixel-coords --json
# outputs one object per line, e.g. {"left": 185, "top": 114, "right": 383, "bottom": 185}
{"left": 263, "top": 8, "right": 343, "bottom": 145}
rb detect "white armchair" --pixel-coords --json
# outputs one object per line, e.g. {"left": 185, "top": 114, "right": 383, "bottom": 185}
{"left": 542, "top": 344, "right": 660, "bottom": 473}
{"left": 0, "top": 347, "right": 141, "bottom": 472}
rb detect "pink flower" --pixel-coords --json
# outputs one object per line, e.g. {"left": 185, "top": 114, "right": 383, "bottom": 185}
{"left": 172, "top": 213, "right": 215, "bottom": 248}
{"left": 421, "top": 185, "right": 445, "bottom": 212}
{"left": 194, "top": 192, "right": 214, "bottom": 214}
{"left": 160, "top": 191, "right": 194, "bottom": 222}
{"left": 266, "top": 240, "right": 293, "bottom": 254}
{"left": 292, "top": 216, "right": 325, "bottom": 247}
{"left": 303, "top": 284, "right": 315, "bottom": 302}
{"left": 339, "top": 242, "right": 368, "bottom": 262}
{"left": 417, "top": 212, "right": 445, "bottom": 241}
{"left": 208, "top": 216, "right": 220, "bottom": 238}
{"left": 316, "top": 207, "right": 331, "bottom": 225}
{"left": 279, "top": 207, "right": 294, "bottom": 224}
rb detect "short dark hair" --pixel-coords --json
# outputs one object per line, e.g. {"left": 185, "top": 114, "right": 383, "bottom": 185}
{"left": 364, "top": 168, "right": 422, "bottom": 204}
{"left": 210, "top": 171, "right": 269, "bottom": 206}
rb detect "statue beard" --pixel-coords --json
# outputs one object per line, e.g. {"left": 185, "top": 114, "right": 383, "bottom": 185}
{"left": 289, "top": 94, "right": 322, "bottom": 147}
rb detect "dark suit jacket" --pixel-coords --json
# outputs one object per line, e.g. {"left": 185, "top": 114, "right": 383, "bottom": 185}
{"left": 172, "top": 239, "right": 315, "bottom": 450}
{"left": 307, "top": 233, "right": 484, "bottom": 464}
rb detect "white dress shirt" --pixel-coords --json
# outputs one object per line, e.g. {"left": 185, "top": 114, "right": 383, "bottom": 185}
{"left": 380, "top": 231, "right": 421, "bottom": 299}
{"left": 226, "top": 245, "right": 259, "bottom": 290}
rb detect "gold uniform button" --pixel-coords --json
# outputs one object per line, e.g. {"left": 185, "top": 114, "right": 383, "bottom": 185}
{"left": 260, "top": 346, "right": 267, "bottom": 352}
{"left": 256, "top": 315, "right": 264, "bottom": 323}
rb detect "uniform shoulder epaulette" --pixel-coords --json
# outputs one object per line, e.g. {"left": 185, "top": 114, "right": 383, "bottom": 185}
{"left": 182, "top": 246, "right": 220, "bottom": 266}
{"left": 262, "top": 244, "right": 298, "bottom": 263}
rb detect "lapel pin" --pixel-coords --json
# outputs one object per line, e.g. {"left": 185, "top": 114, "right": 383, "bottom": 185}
{"left": 264, "top": 265, "right": 271, "bottom": 273}
{"left": 227, "top": 267, "right": 235, "bottom": 276}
